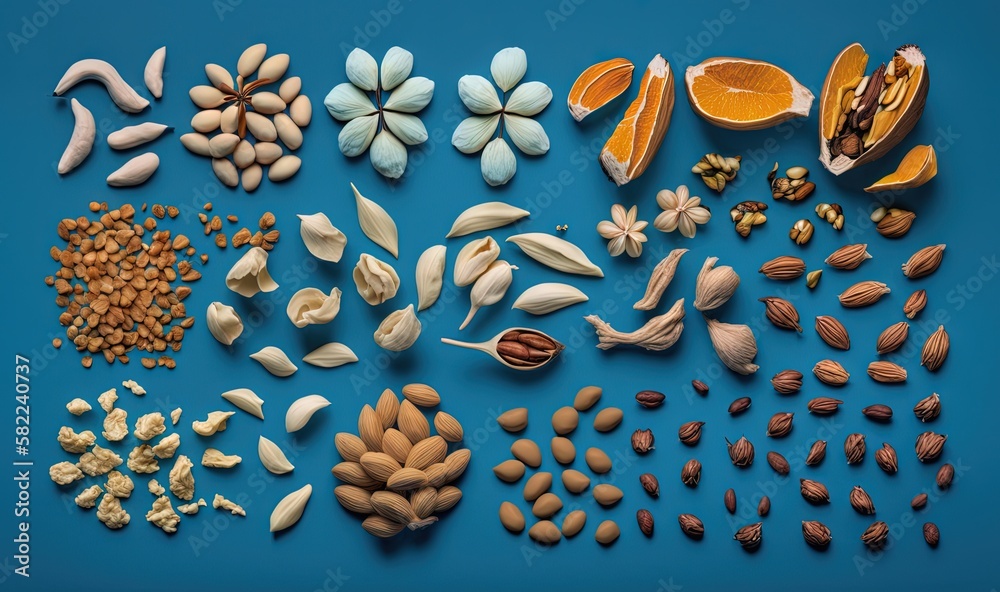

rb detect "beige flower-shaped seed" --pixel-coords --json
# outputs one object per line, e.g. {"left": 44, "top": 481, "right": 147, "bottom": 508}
{"left": 654, "top": 185, "right": 711, "bottom": 238}
{"left": 597, "top": 204, "right": 648, "bottom": 257}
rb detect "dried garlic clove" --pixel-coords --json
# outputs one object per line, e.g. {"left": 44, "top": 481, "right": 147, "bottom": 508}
{"left": 447, "top": 202, "right": 530, "bottom": 238}
{"left": 454, "top": 236, "right": 500, "bottom": 287}
{"left": 258, "top": 436, "right": 295, "bottom": 474}
{"left": 297, "top": 212, "right": 347, "bottom": 263}
{"left": 221, "top": 388, "right": 264, "bottom": 420}
{"left": 226, "top": 247, "right": 279, "bottom": 297}
{"left": 461, "top": 260, "right": 516, "bottom": 330}
{"left": 705, "top": 318, "right": 759, "bottom": 375}
{"left": 302, "top": 343, "right": 358, "bottom": 368}
{"left": 285, "top": 395, "right": 331, "bottom": 432}
{"left": 250, "top": 346, "right": 298, "bottom": 377}
{"left": 206, "top": 302, "right": 244, "bottom": 345}
{"left": 286, "top": 287, "right": 342, "bottom": 328}
{"left": 353, "top": 253, "right": 400, "bottom": 305}
{"left": 352, "top": 182, "right": 399, "bottom": 258}
{"left": 374, "top": 305, "right": 422, "bottom": 352}
{"left": 512, "top": 283, "right": 588, "bottom": 315}
{"left": 693, "top": 257, "right": 740, "bottom": 312}
{"left": 415, "top": 245, "right": 446, "bottom": 311}
{"left": 269, "top": 484, "right": 313, "bottom": 533}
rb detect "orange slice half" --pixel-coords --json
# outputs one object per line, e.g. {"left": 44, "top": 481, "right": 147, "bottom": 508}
{"left": 567, "top": 58, "right": 634, "bottom": 122}
{"left": 864, "top": 145, "right": 937, "bottom": 192}
{"left": 685, "top": 57, "right": 814, "bottom": 130}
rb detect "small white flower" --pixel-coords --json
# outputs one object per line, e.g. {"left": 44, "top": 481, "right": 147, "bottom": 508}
{"left": 324, "top": 47, "right": 434, "bottom": 179}
{"left": 597, "top": 205, "right": 648, "bottom": 257}
{"left": 654, "top": 185, "right": 712, "bottom": 239}
{"left": 452, "top": 48, "right": 552, "bottom": 186}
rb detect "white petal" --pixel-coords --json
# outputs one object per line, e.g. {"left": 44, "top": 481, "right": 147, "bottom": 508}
{"left": 337, "top": 114, "right": 378, "bottom": 157}
{"left": 611, "top": 205, "right": 628, "bottom": 228}
{"left": 654, "top": 210, "right": 679, "bottom": 233}
{"left": 383, "top": 111, "right": 428, "bottom": 145}
{"left": 687, "top": 206, "right": 712, "bottom": 224}
{"left": 302, "top": 343, "right": 358, "bottom": 368}
{"left": 656, "top": 189, "right": 679, "bottom": 211}
{"left": 380, "top": 46, "right": 413, "bottom": 91}
{"left": 607, "top": 235, "right": 626, "bottom": 257}
{"left": 451, "top": 115, "right": 500, "bottom": 154}
{"left": 676, "top": 184, "right": 690, "bottom": 201}
{"left": 370, "top": 130, "right": 407, "bottom": 179}
{"left": 505, "top": 81, "right": 552, "bottom": 116}
{"left": 324, "top": 83, "right": 376, "bottom": 121}
{"left": 678, "top": 215, "right": 697, "bottom": 238}
{"left": 382, "top": 77, "right": 434, "bottom": 113}
{"left": 481, "top": 137, "right": 516, "bottom": 186}
{"left": 491, "top": 47, "right": 527, "bottom": 92}
{"left": 625, "top": 237, "right": 643, "bottom": 258}
{"left": 250, "top": 346, "right": 297, "bottom": 377}
{"left": 345, "top": 48, "right": 378, "bottom": 91}
{"left": 458, "top": 75, "right": 501, "bottom": 114}
{"left": 504, "top": 114, "right": 549, "bottom": 156}
{"left": 596, "top": 220, "right": 621, "bottom": 239}
{"left": 297, "top": 213, "right": 347, "bottom": 263}
{"left": 286, "top": 287, "right": 342, "bottom": 328}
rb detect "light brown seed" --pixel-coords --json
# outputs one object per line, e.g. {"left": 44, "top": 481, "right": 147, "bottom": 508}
{"left": 492, "top": 460, "right": 525, "bottom": 483}
{"left": 573, "top": 385, "right": 602, "bottom": 411}
{"left": 876, "top": 209, "right": 915, "bottom": 238}
{"left": 595, "top": 520, "right": 620, "bottom": 545}
{"left": 397, "top": 400, "right": 430, "bottom": 444}
{"left": 876, "top": 321, "right": 909, "bottom": 354}
{"left": 875, "top": 442, "right": 898, "bottom": 473}
{"left": 921, "top": 325, "right": 949, "bottom": 371}
{"left": 362, "top": 515, "right": 405, "bottom": 538}
{"left": 510, "top": 439, "right": 542, "bottom": 468}
{"left": 584, "top": 447, "right": 612, "bottom": 473}
{"left": 844, "top": 433, "right": 866, "bottom": 464}
{"left": 593, "top": 484, "right": 623, "bottom": 506}
{"left": 259, "top": 212, "right": 276, "bottom": 230}
{"left": 915, "top": 431, "right": 947, "bottom": 463}
{"left": 867, "top": 360, "right": 907, "bottom": 383}
{"left": 734, "top": 522, "right": 762, "bottom": 550}
{"left": 923, "top": 522, "right": 940, "bottom": 546}
{"left": 902, "top": 244, "right": 946, "bottom": 279}
{"left": 802, "top": 520, "right": 831, "bottom": 548}
{"left": 551, "top": 437, "right": 576, "bottom": 464}
{"left": 861, "top": 521, "right": 889, "bottom": 548}
{"left": 850, "top": 485, "right": 876, "bottom": 515}
{"left": 401, "top": 383, "right": 441, "bottom": 407}
{"left": 497, "top": 408, "right": 528, "bottom": 432}
{"left": 911, "top": 493, "right": 928, "bottom": 510}
{"left": 726, "top": 436, "right": 754, "bottom": 467}
{"left": 838, "top": 281, "right": 890, "bottom": 308}
{"left": 561, "top": 510, "right": 587, "bottom": 537}
{"left": 499, "top": 501, "right": 525, "bottom": 533}
{"left": 359, "top": 452, "right": 401, "bottom": 482}
{"left": 760, "top": 297, "right": 802, "bottom": 332}
{"left": 681, "top": 459, "right": 701, "bottom": 487}
{"left": 375, "top": 388, "right": 400, "bottom": 430}
{"left": 434, "top": 485, "right": 463, "bottom": 511}
{"left": 532, "top": 492, "right": 563, "bottom": 518}
{"left": 331, "top": 462, "right": 381, "bottom": 489}
{"left": 936, "top": 463, "right": 954, "bottom": 489}
{"left": 334, "top": 433, "right": 368, "bottom": 463}
{"left": 691, "top": 380, "right": 709, "bottom": 395}
{"left": 678, "top": 514, "right": 704, "bottom": 538}
{"left": 404, "top": 436, "right": 447, "bottom": 470}
{"left": 527, "top": 520, "right": 561, "bottom": 544}
{"left": 357, "top": 405, "right": 384, "bottom": 453}
{"left": 825, "top": 243, "right": 872, "bottom": 270}
{"left": 678, "top": 421, "right": 705, "bottom": 445}
{"left": 759, "top": 255, "right": 806, "bottom": 280}
{"left": 813, "top": 360, "right": 850, "bottom": 385}
{"left": 551, "top": 406, "right": 579, "bottom": 435}
{"left": 771, "top": 370, "right": 803, "bottom": 394}
{"left": 523, "top": 472, "right": 552, "bottom": 502}
{"left": 805, "top": 440, "right": 827, "bottom": 466}
{"left": 380, "top": 429, "right": 412, "bottom": 465}
{"left": 903, "top": 289, "right": 927, "bottom": 319}
{"left": 766, "top": 412, "right": 794, "bottom": 437}
{"left": 913, "top": 393, "right": 941, "bottom": 422}
{"left": 593, "top": 407, "right": 623, "bottom": 432}
{"left": 631, "top": 428, "right": 654, "bottom": 454}
{"left": 800, "top": 478, "right": 830, "bottom": 503}
{"left": 370, "top": 490, "right": 418, "bottom": 525}
{"left": 815, "top": 316, "right": 850, "bottom": 350}
{"left": 639, "top": 473, "right": 659, "bottom": 497}
{"left": 561, "top": 469, "right": 591, "bottom": 493}
{"left": 334, "top": 485, "right": 373, "bottom": 514}
{"left": 766, "top": 451, "right": 790, "bottom": 474}
{"left": 757, "top": 496, "right": 770, "bottom": 517}
{"left": 433, "top": 411, "right": 464, "bottom": 443}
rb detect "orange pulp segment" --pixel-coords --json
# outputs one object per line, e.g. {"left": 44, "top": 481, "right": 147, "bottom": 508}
{"left": 567, "top": 58, "right": 634, "bottom": 122}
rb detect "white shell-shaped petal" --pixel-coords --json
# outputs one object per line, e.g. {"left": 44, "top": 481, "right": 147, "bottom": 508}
{"left": 504, "top": 114, "right": 550, "bottom": 155}
{"left": 505, "top": 81, "right": 553, "bottom": 116}
{"left": 258, "top": 436, "right": 294, "bottom": 474}
{"left": 512, "top": 283, "right": 589, "bottom": 315}
{"left": 491, "top": 47, "right": 527, "bottom": 92}
{"left": 451, "top": 115, "right": 500, "bottom": 155}
{"left": 353, "top": 253, "right": 400, "bottom": 305}
{"left": 345, "top": 48, "right": 378, "bottom": 91}
{"left": 370, "top": 130, "right": 407, "bottom": 179}
{"left": 380, "top": 46, "right": 413, "bottom": 91}
{"left": 453, "top": 236, "right": 500, "bottom": 287}
{"left": 286, "top": 287, "right": 342, "bottom": 328}
{"left": 447, "top": 202, "right": 530, "bottom": 238}
{"left": 221, "top": 388, "right": 264, "bottom": 420}
{"left": 324, "top": 83, "right": 377, "bottom": 121}
{"left": 237, "top": 43, "right": 267, "bottom": 78}
{"left": 338, "top": 113, "right": 378, "bottom": 157}
{"left": 226, "top": 247, "right": 279, "bottom": 297}
{"left": 481, "top": 137, "right": 516, "bottom": 186}
{"left": 352, "top": 182, "right": 399, "bottom": 258}
{"left": 297, "top": 212, "right": 347, "bottom": 263}
{"left": 269, "top": 484, "right": 312, "bottom": 532}
{"left": 250, "top": 346, "right": 298, "bottom": 377}
{"left": 374, "top": 304, "right": 421, "bottom": 352}
{"left": 302, "top": 343, "right": 358, "bottom": 368}
{"left": 458, "top": 75, "right": 502, "bottom": 114}
{"left": 383, "top": 111, "right": 428, "bottom": 146}
{"left": 506, "top": 233, "right": 604, "bottom": 277}
{"left": 415, "top": 245, "right": 447, "bottom": 311}
{"left": 383, "top": 77, "right": 434, "bottom": 113}
{"left": 206, "top": 302, "right": 243, "bottom": 345}
{"left": 285, "top": 395, "right": 331, "bottom": 432}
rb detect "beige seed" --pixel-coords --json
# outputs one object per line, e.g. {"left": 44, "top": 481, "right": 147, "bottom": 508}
{"left": 561, "top": 469, "right": 591, "bottom": 493}
{"left": 551, "top": 437, "right": 576, "bottom": 464}
{"left": 424, "top": 463, "right": 448, "bottom": 488}
{"left": 434, "top": 486, "right": 463, "bottom": 512}
{"left": 380, "top": 429, "right": 412, "bottom": 465}
{"left": 334, "top": 485, "right": 373, "bottom": 514}
{"left": 573, "top": 385, "right": 602, "bottom": 411}
{"left": 551, "top": 406, "right": 579, "bottom": 435}
{"left": 511, "top": 439, "right": 542, "bottom": 468}
{"left": 397, "top": 400, "right": 430, "bottom": 444}
{"left": 532, "top": 492, "right": 563, "bottom": 518}
{"left": 443, "top": 449, "right": 471, "bottom": 483}
{"left": 593, "top": 407, "right": 624, "bottom": 432}
{"left": 593, "top": 484, "right": 624, "bottom": 506}
{"left": 386, "top": 467, "right": 429, "bottom": 491}
{"left": 921, "top": 325, "right": 949, "bottom": 372}
{"left": 359, "top": 452, "right": 401, "bottom": 482}
{"left": 331, "top": 462, "right": 381, "bottom": 489}
{"left": 497, "top": 408, "right": 528, "bottom": 432}
{"left": 362, "top": 514, "right": 405, "bottom": 538}
{"left": 410, "top": 486, "right": 439, "bottom": 519}
{"left": 357, "top": 405, "right": 384, "bottom": 452}
{"left": 374, "top": 388, "right": 400, "bottom": 430}
{"left": 334, "top": 432, "right": 368, "bottom": 463}
{"left": 528, "top": 520, "right": 561, "bottom": 544}
{"left": 493, "top": 460, "right": 526, "bottom": 483}
{"left": 523, "top": 472, "right": 552, "bottom": 502}
{"left": 405, "top": 436, "right": 447, "bottom": 470}
{"left": 595, "top": 520, "right": 621, "bottom": 544}
{"left": 499, "top": 501, "right": 525, "bottom": 533}
{"left": 433, "top": 411, "right": 464, "bottom": 442}
{"left": 585, "top": 447, "right": 613, "bottom": 474}
{"left": 402, "top": 383, "right": 441, "bottom": 407}
{"left": 561, "top": 510, "right": 587, "bottom": 537}
{"left": 370, "top": 491, "right": 417, "bottom": 525}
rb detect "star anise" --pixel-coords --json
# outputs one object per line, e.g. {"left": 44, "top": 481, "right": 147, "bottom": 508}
{"left": 215, "top": 77, "right": 272, "bottom": 139}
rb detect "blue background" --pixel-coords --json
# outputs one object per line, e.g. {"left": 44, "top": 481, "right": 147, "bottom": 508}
{"left": 1, "top": 0, "right": 997, "bottom": 590}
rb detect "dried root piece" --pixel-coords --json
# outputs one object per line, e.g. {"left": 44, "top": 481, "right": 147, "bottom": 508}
{"left": 585, "top": 299, "right": 685, "bottom": 351}
{"left": 633, "top": 249, "right": 687, "bottom": 311}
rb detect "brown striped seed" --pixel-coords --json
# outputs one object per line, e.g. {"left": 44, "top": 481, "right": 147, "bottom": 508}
{"left": 358, "top": 405, "right": 385, "bottom": 452}
{"left": 921, "top": 325, "right": 949, "bottom": 371}
{"left": 759, "top": 255, "right": 806, "bottom": 279}
{"left": 913, "top": 393, "right": 941, "bottom": 422}
{"left": 802, "top": 520, "right": 832, "bottom": 548}
{"left": 640, "top": 473, "right": 660, "bottom": 497}
{"left": 903, "top": 289, "right": 927, "bottom": 319}
{"left": 805, "top": 440, "right": 827, "bottom": 466}
{"left": 335, "top": 432, "right": 368, "bottom": 463}
{"left": 850, "top": 485, "right": 876, "bottom": 514}
{"left": 386, "top": 467, "right": 429, "bottom": 491}
{"left": 678, "top": 421, "right": 705, "bottom": 445}
{"left": 734, "top": 523, "right": 762, "bottom": 550}
{"left": 726, "top": 436, "right": 755, "bottom": 467}
{"left": 680, "top": 459, "right": 702, "bottom": 487}
{"left": 771, "top": 370, "right": 803, "bottom": 394}
{"left": 401, "top": 383, "right": 441, "bottom": 407}
{"left": 875, "top": 442, "right": 898, "bottom": 473}
{"left": 813, "top": 360, "right": 850, "bottom": 385}
{"left": 443, "top": 449, "right": 471, "bottom": 483}
{"left": 825, "top": 243, "right": 872, "bottom": 270}
{"left": 868, "top": 360, "right": 907, "bottom": 383}
{"left": 911, "top": 493, "right": 928, "bottom": 510}
{"left": 766, "top": 451, "right": 790, "bottom": 474}
{"left": 397, "top": 400, "right": 430, "bottom": 444}
{"left": 923, "top": 523, "right": 940, "bottom": 546}
{"left": 679, "top": 514, "right": 704, "bottom": 538}
{"left": 523, "top": 472, "right": 552, "bottom": 502}
{"left": 807, "top": 397, "right": 844, "bottom": 415}
{"left": 433, "top": 412, "right": 464, "bottom": 442}
{"left": 876, "top": 208, "right": 915, "bottom": 238}
{"left": 902, "top": 244, "right": 945, "bottom": 279}
{"left": 359, "top": 452, "right": 402, "bottom": 482}
{"left": 844, "top": 433, "right": 866, "bottom": 464}
{"left": 757, "top": 496, "right": 770, "bottom": 517}
{"left": 936, "top": 463, "right": 954, "bottom": 489}
{"left": 861, "top": 521, "right": 889, "bottom": 548}
{"left": 435, "top": 486, "right": 462, "bottom": 511}
{"left": 404, "top": 436, "right": 447, "bottom": 470}
{"left": 635, "top": 390, "right": 666, "bottom": 408}
{"left": 631, "top": 428, "right": 654, "bottom": 454}
{"left": 815, "top": 316, "right": 850, "bottom": 350}
{"left": 800, "top": 478, "right": 830, "bottom": 504}
{"left": 915, "top": 431, "right": 947, "bottom": 463}
{"left": 760, "top": 297, "right": 802, "bottom": 332}
{"left": 375, "top": 388, "right": 400, "bottom": 430}
{"left": 728, "top": 397, "right": 751, "bottom": 415}
{"left": 876, "top": 321, "right": 909, "bottom": 354}
{"left": 838, "top": 281, "right": 890, "bottom": 307}
{"left": 766, "top": 412, "right": 794, "bottom": 437}
{"left": 691, "top": 380, "right": 709, "bottom": 396}
{"left": 636, "top": 509, "right": 654, "bottom": 537}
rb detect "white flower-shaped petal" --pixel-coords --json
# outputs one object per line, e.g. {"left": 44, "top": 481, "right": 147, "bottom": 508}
{"left": 596, "top": 220, "right": 621, "bottom": 239}
{"left": 505, "top": 81, "right": 552, "bottom": 116}
{"left": 345, "top": 48, "right": 378, "bottom": 91}
{"left": 370, "top": 130, "right": 407, "bottom": 179}
{"left": 686, "top": 203, "right": 712, "bottom": 224}
{"left": 452, "top": 115, "right": 500, "bottom": 154}
{"left": 597, "top": 204, "right": 648, "bottom": 258}
{"left": 504, "top": 114, "right": 549, "bottom": 156}
{"left": 458, "top": 75, "right": 502, "bottom": 114}
{"left": 382, "top": 77, "right": 434, "bottom": 113}
{"left": 383, "top": 111, "right": 428, "bottom": 145}
{"left": 656, "top": 188, "right": 679, "bottom": 210}
{"left": 481, "top": 137, "right": 516, "bottom": 187}
{"left": 380, "top": 46, "right": 413, "bottom": 91}
{"left": 324, "top": 83, "right": 376, "bottom": 121}
{"left": 654, "top": 185, "right": 710, "bottom": 239}
{"left": 491, "top": 47, "right": 527, "bottom": 92}
{"left": 654, "top": 210, "right": 680, "bottom": 232}
{"left": 338, "top": 113, "right": 378, "bottom": 157}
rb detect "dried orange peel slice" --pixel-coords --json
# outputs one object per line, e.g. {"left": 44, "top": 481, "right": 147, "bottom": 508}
{"left": 864, "top": 145, "right": 936, "bottom": 192}
{"left": 684, "top": 57, "right": 813, "bottom": 130}
{"left": 567, "top": 58, "right": 634, "bottom": 122}
{"left": 599, "top": 54, "right": 674, "bottom": 187}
